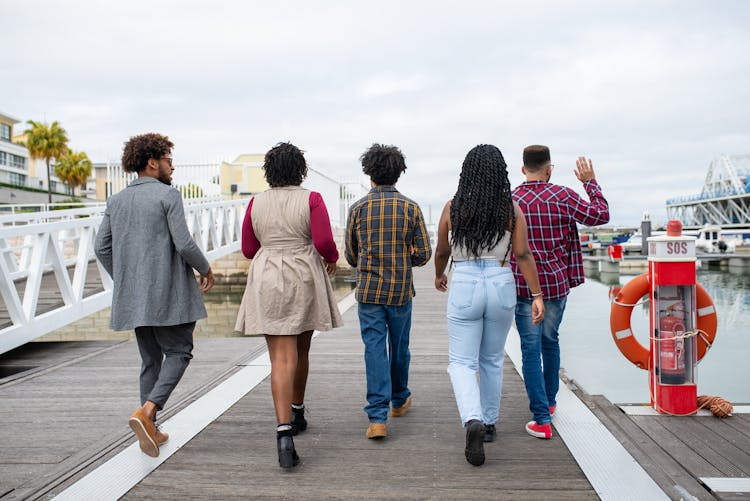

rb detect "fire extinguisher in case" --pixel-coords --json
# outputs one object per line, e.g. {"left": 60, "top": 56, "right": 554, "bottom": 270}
{"left": 659, "top": 301, "right": 686, "bottom": 379}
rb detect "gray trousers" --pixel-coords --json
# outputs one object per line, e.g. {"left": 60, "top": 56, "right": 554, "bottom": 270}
{"left": 134, "top": 322, "right": 195, "bottom": 411}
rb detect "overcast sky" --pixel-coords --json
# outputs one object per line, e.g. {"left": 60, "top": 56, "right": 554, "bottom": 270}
{"left": 2, "top": 0, "right": 749, "bottom": 226}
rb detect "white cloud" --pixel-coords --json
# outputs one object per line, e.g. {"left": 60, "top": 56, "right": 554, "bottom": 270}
{"left": 360, "top": 74, "right": 432, "bottom": 99}
{"left": 2, "top": 0, "right": 749, "bottom": 225}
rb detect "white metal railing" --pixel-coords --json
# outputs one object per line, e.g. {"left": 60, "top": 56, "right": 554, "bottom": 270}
{"left": 0, "top": 204, "right": 106, "bottom": 226}
{"left": 0, "top": 197, "right": 249, "bottom": 354}
{"left": 105, "top": 162, "right": 222, "bottom": 199}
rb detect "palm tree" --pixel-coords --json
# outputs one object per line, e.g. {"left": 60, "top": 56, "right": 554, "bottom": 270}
{"left": 23, "top": 120, "right": 69, "bottom": 203}
{"left": 55, "top": 150, "right": 93, "bottom": 197}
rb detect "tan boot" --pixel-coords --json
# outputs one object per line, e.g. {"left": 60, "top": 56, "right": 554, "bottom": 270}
{"left": 155, "top": 428, "right": 169, "bottom": 446}
{"left": 391, "top": 395, "right": 412, "bottom": 417}
{"left": 128, "top": 408, "right": 159, "bottom": 457}
{"left": 366, "top": 423, "right": 387, "bottom": 439}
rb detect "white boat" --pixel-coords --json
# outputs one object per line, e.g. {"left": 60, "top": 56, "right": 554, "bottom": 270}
{"left": 694, "top": 224, "right": 744, "bottom": 253}
{"left": 621, "top": 233, "right": 644, "bottom": 254}
{"left": 620, "top": 224, "right": 746, "bottom": 254}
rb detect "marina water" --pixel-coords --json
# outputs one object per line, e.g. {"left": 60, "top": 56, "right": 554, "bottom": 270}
{"left": 562, "top": 268, "right": 750, "bottom": 404}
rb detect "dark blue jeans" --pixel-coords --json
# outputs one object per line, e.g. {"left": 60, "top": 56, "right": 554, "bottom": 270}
{"left": 358, "top": 301, "right": 413, "bottom": 423}
{"left": 515, "top": 296, "right": 567, "bottom": 425}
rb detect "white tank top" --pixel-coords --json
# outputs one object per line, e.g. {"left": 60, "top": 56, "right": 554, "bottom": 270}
{"left": 450, "top": 230, "right": 512, "bottom": 264}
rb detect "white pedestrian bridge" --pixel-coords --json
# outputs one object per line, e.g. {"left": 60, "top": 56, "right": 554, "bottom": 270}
{"left": 0, "top": 198, "right": 249, "bottom": 355}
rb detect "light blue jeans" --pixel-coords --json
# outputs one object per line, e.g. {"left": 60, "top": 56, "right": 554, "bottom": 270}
{"left": 447, "top": 261, "right": 516, "bottom": 426}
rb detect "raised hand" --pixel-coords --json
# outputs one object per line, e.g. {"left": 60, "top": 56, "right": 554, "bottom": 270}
{"left": 574, "top": 157, "right": 596, "bottom": 183}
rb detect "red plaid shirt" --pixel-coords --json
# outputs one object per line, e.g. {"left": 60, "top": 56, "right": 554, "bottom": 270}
{"left": 511, "top": 180, "right": 609, "bottom": 300}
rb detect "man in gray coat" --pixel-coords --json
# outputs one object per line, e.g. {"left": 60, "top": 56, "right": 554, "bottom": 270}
{"left": 95, "top": 133, "right": 214, "bottom": 457}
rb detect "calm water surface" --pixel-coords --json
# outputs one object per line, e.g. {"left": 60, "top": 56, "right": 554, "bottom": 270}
{"left": 561, "top": 268, "right": 750, "bottom": 404}
{"left": 196, "top": 277, "right": 355, "bottom": 338}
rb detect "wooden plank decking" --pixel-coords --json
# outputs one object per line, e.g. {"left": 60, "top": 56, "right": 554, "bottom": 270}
{"left": 583, "top": 393, "right": 750, "bottom": 501}
{"left": 0, "top": 336, "right": 268, "bottom": 499}
{"left": 77, "top": 268, "right": 597, "bottom": 500}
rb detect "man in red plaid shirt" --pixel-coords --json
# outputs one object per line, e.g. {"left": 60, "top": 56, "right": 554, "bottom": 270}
{"left": 510, "top": 145, "right": 609, "bottom": 439}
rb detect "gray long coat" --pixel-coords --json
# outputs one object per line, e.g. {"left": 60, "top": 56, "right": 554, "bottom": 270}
{"left": 94, "top": 177, "right": 210, "bottom": 331}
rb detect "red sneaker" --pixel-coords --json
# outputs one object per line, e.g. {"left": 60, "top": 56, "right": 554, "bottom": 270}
{"left": 525, "top": 421, "right": 552, "bottom": 439}
{"left": 549, "top": 405, "right": 556, "bottom": 416}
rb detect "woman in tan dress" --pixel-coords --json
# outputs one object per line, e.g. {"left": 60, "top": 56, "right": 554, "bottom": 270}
{"left": 235, "top": 142, "right": 343, "bottom": 468}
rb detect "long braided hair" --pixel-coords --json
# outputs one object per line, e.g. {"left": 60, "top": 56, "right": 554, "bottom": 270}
{"left": 450, "top": 144, "right": 515, "bottom": 258}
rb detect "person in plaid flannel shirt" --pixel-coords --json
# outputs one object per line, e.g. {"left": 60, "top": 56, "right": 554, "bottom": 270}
{"left": 510, "top": 145, "right": 610, "bottom": 439}
{"left": 345, "top": 143, "right": 432, "bottom": 440}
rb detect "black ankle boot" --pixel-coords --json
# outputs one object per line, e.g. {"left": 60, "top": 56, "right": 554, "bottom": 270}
{"left": 277, "top": 429, "right": 300, "bottom": 468}
{"left": 464, "top": 419, "right": 486, "bottom": 466}
{"left": 291, "top": 406, "right": 307, "bottom": 435}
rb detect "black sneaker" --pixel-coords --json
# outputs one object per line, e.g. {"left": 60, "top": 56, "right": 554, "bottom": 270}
{"left": 483, "top": 424, "right": 496, "bottom": 443}
{"left": 464, "top": 420, "right": 485, "bottom": 466}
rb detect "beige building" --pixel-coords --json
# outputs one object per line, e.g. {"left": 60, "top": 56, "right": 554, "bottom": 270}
{"left": 220, "top": 154, "right": 268, "bottom": 197}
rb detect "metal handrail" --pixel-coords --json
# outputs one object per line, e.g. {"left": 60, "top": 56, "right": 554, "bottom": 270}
{"left": 0, "top": 197, "right": 250, "bottom": 354}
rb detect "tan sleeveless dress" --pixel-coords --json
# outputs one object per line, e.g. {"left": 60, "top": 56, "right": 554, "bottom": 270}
{"left": 234, "top": 186, "right": 344, "bottom": 335}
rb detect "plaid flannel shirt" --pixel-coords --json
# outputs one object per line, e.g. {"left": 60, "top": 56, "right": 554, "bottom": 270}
{"left": 345, "top": 186, "right": 432, "bottom": 305}
{"left": 511, "top": 179, "right": 609, "bottom": 300}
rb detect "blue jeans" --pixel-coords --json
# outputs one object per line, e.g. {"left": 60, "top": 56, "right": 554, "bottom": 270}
{"left": 515, "top": 296, "right": 567, "bottom": 425}
{"left": 447, "top": 261, "right": 516, "bottom": 426}
{"left": 358, "top": 301, "right": 413, "bottom": 423}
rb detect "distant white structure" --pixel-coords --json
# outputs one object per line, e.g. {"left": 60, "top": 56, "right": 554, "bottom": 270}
{"left": 666, "top": 155, "right": 750, "bottom": 229}
{"left": 97, "top": 157, "right": 369, "bottom": 228}
{"left": 92, "top": 162, "right": 222, "bottom": 201}
{"left": 306, "top": 169, "right": 368, "bottom": 228}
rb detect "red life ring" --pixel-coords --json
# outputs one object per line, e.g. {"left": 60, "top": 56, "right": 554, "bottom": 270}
{"left": 610, "top": 274, "right": 651, "bottom": 369}
{"left": 695, "top": 286, "right": 717, "bottom": 360}
{"left": 609, "top": 273, "right": 717, "bottom": 370}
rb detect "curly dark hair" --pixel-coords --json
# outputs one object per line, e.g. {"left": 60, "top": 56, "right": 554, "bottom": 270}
{"left": 263, "top": 142, "right": 308, "bottom": 187}
{"left": 360, "top": 143, "right": 406, "bottom": 185}
{"left": 121, "top": 133, "right": 174, "bottom": 173}
{"left": 450, "top": 144, "right": 515, "bottom": 258}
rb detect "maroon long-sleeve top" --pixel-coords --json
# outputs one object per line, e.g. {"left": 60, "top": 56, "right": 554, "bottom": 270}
{"left": 241, "top": 191, "right": 339, "bottom": 263}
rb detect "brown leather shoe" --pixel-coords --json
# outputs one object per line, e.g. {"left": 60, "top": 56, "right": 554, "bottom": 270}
{"left": 366, "top": 423, "right": 387, "bottom": 439}
{"left": 391, "top": 395, "right": 412, "bottom": 417}
{"left": 128, "top": 408, "right": 159, "bottom": 457}
{"left": 155, "top": 428, "right": 169, "bottom": 446}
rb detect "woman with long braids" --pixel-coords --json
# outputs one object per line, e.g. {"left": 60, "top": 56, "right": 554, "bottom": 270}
{"left": 434, "top": 144, "right": 544, "bottom": 466}
{"left": 235, "top": 142, "right": 343, "bottom": 468}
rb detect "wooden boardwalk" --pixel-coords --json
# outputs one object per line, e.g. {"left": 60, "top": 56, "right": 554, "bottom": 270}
{"left": 1, "top": 266, "right": 749, "bottom": 499}
{"left": 582, "top": 394, "right": 750, "bottom": 501}
{"left": 0, "top": 336, "right": 268, "bottom": 499}
{"left": 123, "top": 271, "right": 599, "bottom": 500}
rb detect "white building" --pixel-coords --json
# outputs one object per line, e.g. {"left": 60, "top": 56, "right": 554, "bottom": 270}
{"left": 0, "top": 110, "right": 72, "bottom": 198}
{"left": 0, "top": 111, "right": 31, "bottom": 188}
